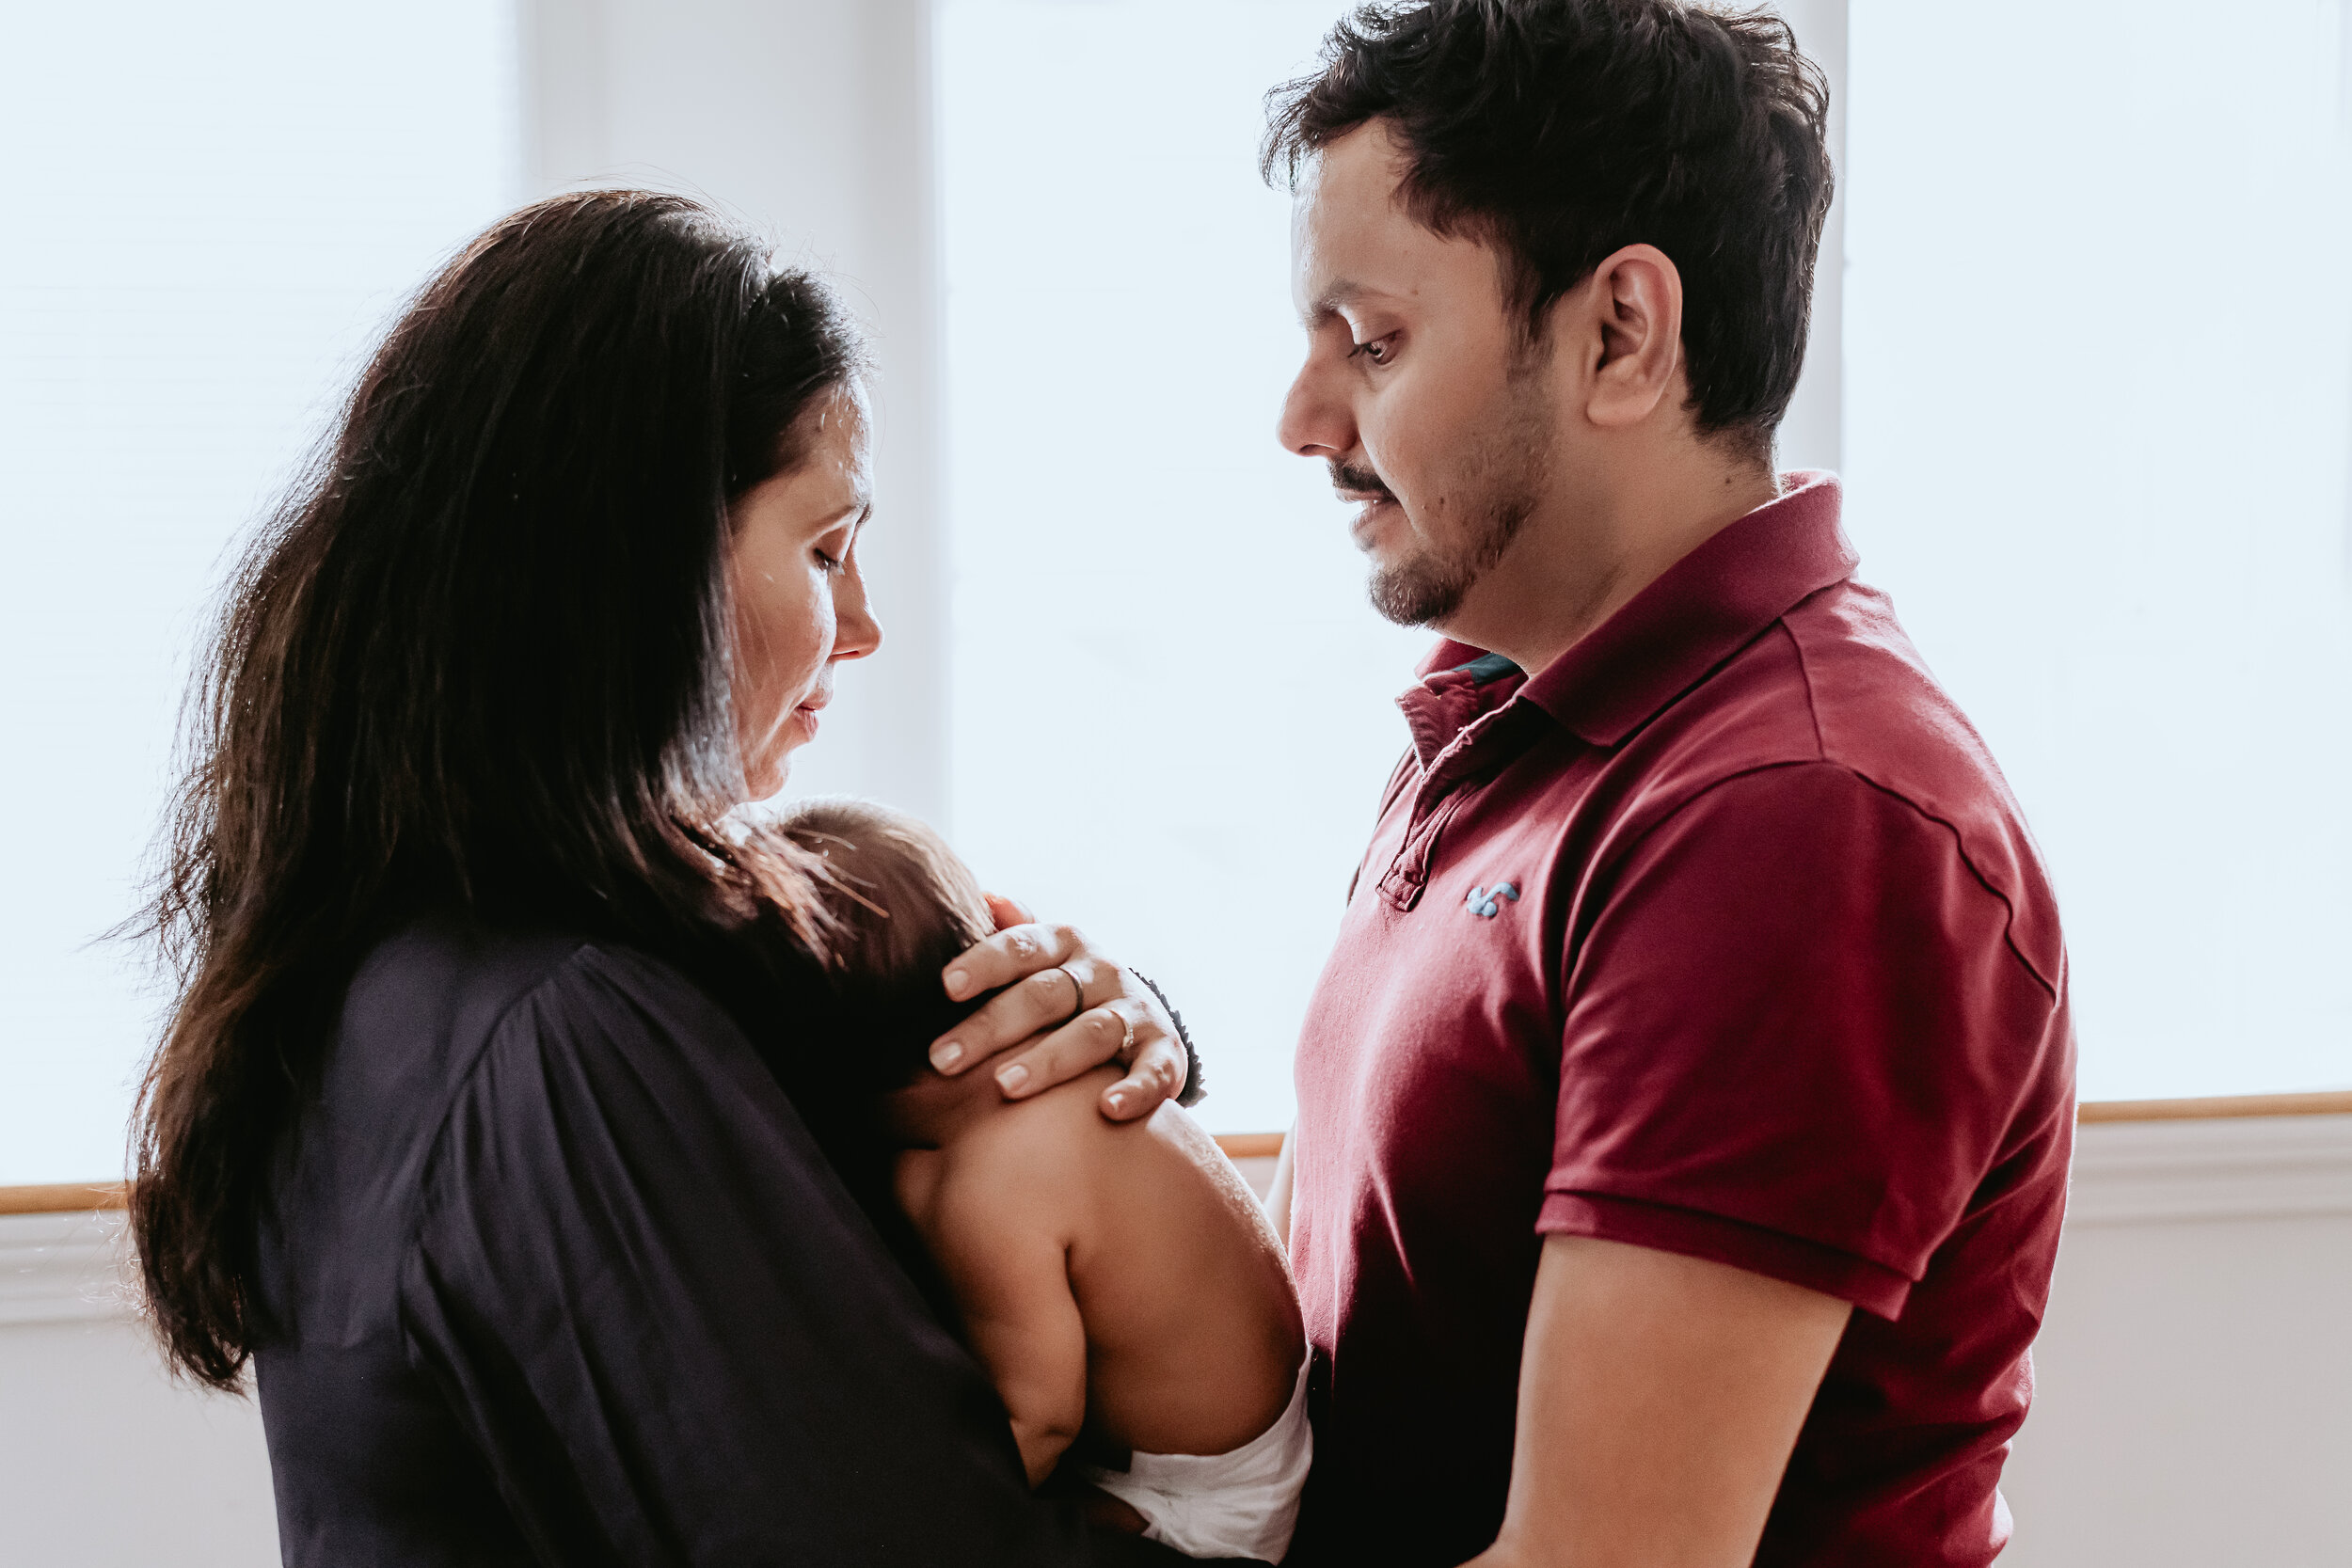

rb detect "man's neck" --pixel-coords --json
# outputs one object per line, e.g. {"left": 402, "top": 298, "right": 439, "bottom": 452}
{"left": 1449, "top": 455, "right": 1781, "bottom": 675}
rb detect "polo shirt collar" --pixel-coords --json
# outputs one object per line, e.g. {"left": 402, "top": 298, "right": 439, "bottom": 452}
{"left": 1412, "top": 470, "right": 1856, "bottom": 752}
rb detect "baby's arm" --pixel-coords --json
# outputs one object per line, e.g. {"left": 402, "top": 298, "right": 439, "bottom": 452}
{"left": 923, "top": 1174, "right": 1089, "bottom": 1487}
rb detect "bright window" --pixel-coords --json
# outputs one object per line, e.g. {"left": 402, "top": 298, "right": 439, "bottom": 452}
{"left": 0, "top": 1, "right": 521, "bottom": 1183}
{"left": 938, "top": 0, "right": 1420, "bottom": 1134}
{"left": 15, "top": 0, "right": 2346, "bottom": 1183}
{"left": 942, "top": 0, "right": 2352, "bottom": 1129}
{"left": 1844, "top": 0, "right": 2352, "bottom": 1099}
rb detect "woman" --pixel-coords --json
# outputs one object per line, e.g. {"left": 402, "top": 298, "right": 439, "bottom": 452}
{"left": 129, "top": 192, "right": 1215, "bottom": 1566}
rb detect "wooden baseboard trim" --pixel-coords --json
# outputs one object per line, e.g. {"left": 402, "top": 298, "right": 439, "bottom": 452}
{"left": 1213, "top": 1133, "right": 1285, "bottom": 1160}
{"left": 0, "top": 1183, "right": 127, "bottom": 1217}
{"left": 7, "top": 1094, "right": 2344, "bottom": 1214}
{"left": 1210, "top": 1092, "right": 2352, "bottom": 1154}
{"left": 2076, "top": 1090, "right": 2352, "bottom": 1123}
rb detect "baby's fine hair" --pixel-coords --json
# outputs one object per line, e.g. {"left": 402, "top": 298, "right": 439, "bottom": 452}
{"left": 776, "top": 798, "right": 996, "bottom": 1089}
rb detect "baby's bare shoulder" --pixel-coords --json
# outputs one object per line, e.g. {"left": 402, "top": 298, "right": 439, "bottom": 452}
{"left": 949, "top": 1069, "right": 1134, "bottom": 1185}
{"left": 933, "top": 1069, "right": 1173, "bottom": 1232}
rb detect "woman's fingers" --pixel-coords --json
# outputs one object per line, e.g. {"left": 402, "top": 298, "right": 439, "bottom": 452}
{"left": 939, "top": 921, "right": 1083, "bottom": 1011}
{"left": 983, "top": 998, "right": 1147, "bottom": 1101}
{"left": 930, "top": 936, "right": 1097, "bottom": 1074}
{"left": 927, "top": 920, "right": 1190, "bottom": 1121}
{"left": 1098, "top": 1030, "right": 1186, "bottom": 1122}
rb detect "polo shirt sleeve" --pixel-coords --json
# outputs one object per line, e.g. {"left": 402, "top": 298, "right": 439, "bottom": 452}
{"left": 1537, "top": 761, "right": 2060, "bottom": 1320}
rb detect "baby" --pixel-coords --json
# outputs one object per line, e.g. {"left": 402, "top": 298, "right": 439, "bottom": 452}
{"left": 779, "top": 799, "right": 1310, "bottom": 1564}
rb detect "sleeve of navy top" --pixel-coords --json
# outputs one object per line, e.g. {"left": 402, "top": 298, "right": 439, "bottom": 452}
{"left": 1538, "top": 763, "right": 2065, "bottom": 1320}
{"left": 395, "top": 941, "right": 1208, "bottom": 1568}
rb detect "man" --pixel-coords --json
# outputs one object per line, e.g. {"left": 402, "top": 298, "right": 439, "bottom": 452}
{"left": 1260, "top": 4, "right": 2074, "bottom": 1565}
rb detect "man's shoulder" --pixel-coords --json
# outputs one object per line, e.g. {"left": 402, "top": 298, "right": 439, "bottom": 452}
{"left": 1610, "top": 579, "right": 2063, "bottom": 987}
{"left": 1646, "top": 578, "right": 2010, "bottom": 803}
{"left": 1777, "top": 580, "right": 2019, "bottom": 812}
{"left": 1781, "top": 582, "right": 2062, "bottom": 976}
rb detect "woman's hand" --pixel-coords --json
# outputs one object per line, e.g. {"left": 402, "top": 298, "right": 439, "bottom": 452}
{"left": 927, "top": 895, "right": 1188, "bottom": 1121}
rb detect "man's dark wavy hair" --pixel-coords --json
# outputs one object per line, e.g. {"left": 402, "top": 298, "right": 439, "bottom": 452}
{"left": 1263, "top": 0, "right": 1833, "bottom": 461}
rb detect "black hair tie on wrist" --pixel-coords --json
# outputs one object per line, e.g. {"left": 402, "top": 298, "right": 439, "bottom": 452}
{"left": 1129, "top": 971, "right": 1203, "bottom": 1108}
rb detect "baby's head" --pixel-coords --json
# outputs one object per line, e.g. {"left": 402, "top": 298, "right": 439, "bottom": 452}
{"left": 778, "top": 798, "right": 995, "bottom": 1094}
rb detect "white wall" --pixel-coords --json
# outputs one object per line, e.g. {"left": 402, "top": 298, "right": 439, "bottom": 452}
{"left": 6, "top": 1114, "right": 2345, "bottom": 1567}
{"left": 0, "top": 0, "right": 525, "bottom": 1189}
{"left": 1843, "top": 0, "right": 2352, "bottom": 1101}
{"left": 523, "top": 0, "right": 948, "bottom": 823}
{"left": 0, "top": 1215, "right": 278, "bottom": 1567}
{"left": 2001, "top": 1117, "right": 2352, "bottom": 1568}
{"left": 1768, "top": 0, "right": 1845, "bottom": 478}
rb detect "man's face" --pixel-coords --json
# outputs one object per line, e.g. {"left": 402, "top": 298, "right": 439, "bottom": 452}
{"left": 1278, "top": 119, "right": 1558, "bottom": 631}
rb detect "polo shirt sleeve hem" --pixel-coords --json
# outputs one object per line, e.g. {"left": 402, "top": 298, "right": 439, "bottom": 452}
{"left": 1537, "top": 1190, "right": 1913, "bottom": 1320}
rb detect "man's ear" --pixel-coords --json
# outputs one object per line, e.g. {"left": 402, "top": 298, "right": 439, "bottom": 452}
{"left": 1578, "top": 244, "right": 1686, "bottom": 430}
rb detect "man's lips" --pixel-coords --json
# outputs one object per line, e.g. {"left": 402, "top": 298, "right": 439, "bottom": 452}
{"left": 1344, "top": 492, "right": 1400, "bottom": 542}
{"left": 1328, "top": 460, "right": 1399, "bottom": 545}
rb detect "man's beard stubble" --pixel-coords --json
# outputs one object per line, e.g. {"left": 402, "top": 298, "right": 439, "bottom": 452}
{"left": 1365, "top": 490, "right": 1531, "bottom": 627}
{"left": 1347, "top": 370, "right": 1552, "bottom": 629}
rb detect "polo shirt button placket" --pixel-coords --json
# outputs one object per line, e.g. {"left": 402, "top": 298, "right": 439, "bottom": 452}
{"left": 1376, "top": 702, "right": 1534, "bottom": 912}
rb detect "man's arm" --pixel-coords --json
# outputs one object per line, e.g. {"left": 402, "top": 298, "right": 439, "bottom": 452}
{"left": 1463, "top": 1236, "right": 1850, "bottom": 1568}
{"left": 1266, "top": 1128, "right": 1295, "bottom": 1246}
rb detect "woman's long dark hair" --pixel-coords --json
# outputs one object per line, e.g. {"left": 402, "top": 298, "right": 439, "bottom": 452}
{"left": 130, "top": 191, "right": 864, "bottom": 1390}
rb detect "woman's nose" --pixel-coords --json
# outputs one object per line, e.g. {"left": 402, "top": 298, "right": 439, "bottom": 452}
{"left": 832, "top": 562, "right": 882, "bottom": 662}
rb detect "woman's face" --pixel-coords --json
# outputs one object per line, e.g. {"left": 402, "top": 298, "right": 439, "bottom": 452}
{"left": 727, "top": 386, "right": 882, "bottom": 800}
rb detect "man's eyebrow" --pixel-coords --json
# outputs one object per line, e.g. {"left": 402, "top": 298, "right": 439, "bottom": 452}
{"left": 1303, "top": 279, "right": 1387, "bottom": 326}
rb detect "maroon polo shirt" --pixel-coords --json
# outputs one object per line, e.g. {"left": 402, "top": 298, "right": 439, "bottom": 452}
{"left": 1284, "top": 474, "right": 2074, "bottom": 1568}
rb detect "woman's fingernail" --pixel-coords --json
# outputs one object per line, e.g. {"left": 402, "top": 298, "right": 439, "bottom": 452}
{"left": 997, "top": 1063, "right": 1029, "bottom": 1095}
{"left": 932, "top": 1040, "right": 963, "bottom": 1070}
{"left": 1106, "top": 1089, "right": 1127, "bottom": 1112}
{"left": 945, "top": 968, "right": 969, "bottom": 998}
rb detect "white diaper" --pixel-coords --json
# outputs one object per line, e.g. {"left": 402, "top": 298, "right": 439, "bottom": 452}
{"left": 1080, "top": 1354, "right": 1312, "bottom": 1563}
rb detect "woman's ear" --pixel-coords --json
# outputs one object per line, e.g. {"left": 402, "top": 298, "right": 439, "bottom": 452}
{"left": 1580, "top": 243, "right": 1687, "bottom": 431}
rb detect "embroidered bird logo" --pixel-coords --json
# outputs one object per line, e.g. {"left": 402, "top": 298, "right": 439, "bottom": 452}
{"left": 1466, "top": 881, "right": 1519, "bottom": 918}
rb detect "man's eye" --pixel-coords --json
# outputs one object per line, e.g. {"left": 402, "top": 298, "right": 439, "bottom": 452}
{"left": 1348, "top": 335, "right": 1395, "bottom": 365}
{"left": 813, "top": 547, "right": 845, "bottom": 575}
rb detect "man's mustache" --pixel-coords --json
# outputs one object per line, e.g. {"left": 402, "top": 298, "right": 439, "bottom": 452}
{"left": 1327, "top": 461, "right": 1396, "bottom": 501}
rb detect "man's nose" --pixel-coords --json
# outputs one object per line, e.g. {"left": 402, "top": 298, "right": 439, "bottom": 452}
{"left": 1278, "top": 357, "right": 1355, "bottom": 460}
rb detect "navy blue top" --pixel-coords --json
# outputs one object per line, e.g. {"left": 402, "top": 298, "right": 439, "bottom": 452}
{"left": 251, "top": 914, "right": 1209, "bottom": 1566}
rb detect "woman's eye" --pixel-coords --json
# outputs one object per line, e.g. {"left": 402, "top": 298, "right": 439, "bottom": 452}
{"left": 812, "top": 547, "right": 845, "bottom": 575}
{"left": 1348, "top": 335, "right": 1396, "bottom": 366}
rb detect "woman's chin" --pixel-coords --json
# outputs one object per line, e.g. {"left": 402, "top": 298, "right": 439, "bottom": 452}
{"left": 739, "top": 754, "right": 789, "bottom": 803}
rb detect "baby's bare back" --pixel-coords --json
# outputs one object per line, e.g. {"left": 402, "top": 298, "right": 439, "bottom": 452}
{"left": 900, "top": 1068, "right": 1303, "bottom": 1461}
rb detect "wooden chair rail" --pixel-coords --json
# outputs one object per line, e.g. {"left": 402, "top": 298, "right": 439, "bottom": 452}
{"left": 0, "top": 1182, "right": 128, "bottom": 1216}
{"left": 2074, "top": 1090, "right": 2352, "bottom": 1123}
{"left": 7, "top": 1092, "right": 2345, "bottom": 1215}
